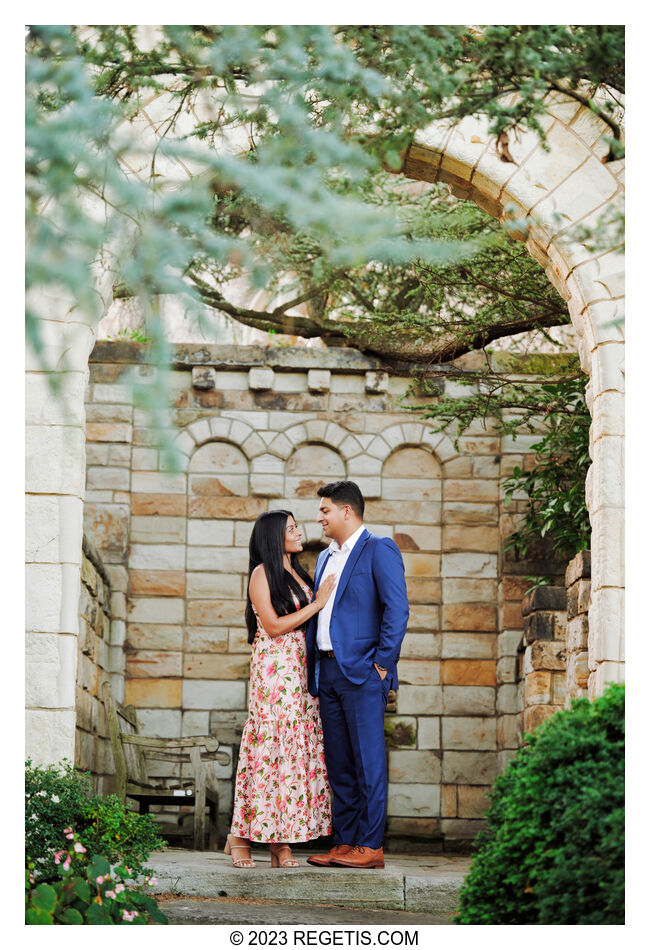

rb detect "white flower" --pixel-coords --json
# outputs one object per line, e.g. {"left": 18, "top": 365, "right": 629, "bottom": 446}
{"left": 29, "top": 814, "right": 38, "bottom": 821}
{"left": 37, "top": 790, "right": 47, "bottom": 797}
{"left": 51, "top": 795, "right": 60, "bottom": 803}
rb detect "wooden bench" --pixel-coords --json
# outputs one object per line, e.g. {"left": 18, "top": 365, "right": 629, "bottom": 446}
{"left": 101, "top": 678, "right": 229, "bottom": 850}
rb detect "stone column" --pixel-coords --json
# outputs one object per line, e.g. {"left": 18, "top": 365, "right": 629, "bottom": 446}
{"left": 26, "top": 281, "right": 108, "bottom": 766}
{"left": 521, "top": 587, "right": 567, "bottom": 734}
{"left": 565, "top": 551, "right": 591, "bottom": 704}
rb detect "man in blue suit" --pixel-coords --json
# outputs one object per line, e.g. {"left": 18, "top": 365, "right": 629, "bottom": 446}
{"left": 305, "top": 481, "right": 409, "bottom": 869}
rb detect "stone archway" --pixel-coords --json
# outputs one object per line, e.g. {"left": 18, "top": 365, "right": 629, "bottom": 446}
{"left": 397, "top": 92, "right": 624, "bottom": 696}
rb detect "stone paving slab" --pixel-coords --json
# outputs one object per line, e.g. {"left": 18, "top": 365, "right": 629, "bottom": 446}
{"left": 149, "top": 849, "right": 471, "bottom": 915}
{"left": 159, "top": 896, "right": 453, "bottom": 926}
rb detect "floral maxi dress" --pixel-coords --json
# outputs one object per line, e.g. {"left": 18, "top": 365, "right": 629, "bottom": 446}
{"left": 230, "top": 587, "right": 332, "bottom": 843}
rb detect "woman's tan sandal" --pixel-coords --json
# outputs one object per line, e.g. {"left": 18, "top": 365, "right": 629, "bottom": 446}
{"left": 270, "top": 844, "right": 300, "bottom": 868}
{"left": 224, "top": 834, "right": 256, "bottom": 868}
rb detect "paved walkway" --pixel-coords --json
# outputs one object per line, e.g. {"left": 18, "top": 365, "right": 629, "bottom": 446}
{"left": 149, "top": 848, "right": 472, "bottom": 920}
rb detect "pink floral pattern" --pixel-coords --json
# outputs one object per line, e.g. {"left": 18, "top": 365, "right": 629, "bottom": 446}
{"left": 230, "top": 587, "right": 332, "bottom": 843}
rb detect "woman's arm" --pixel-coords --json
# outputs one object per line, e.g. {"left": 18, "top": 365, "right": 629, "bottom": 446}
{"left": 249, "top": 565, "right": 336, "bottom": 638}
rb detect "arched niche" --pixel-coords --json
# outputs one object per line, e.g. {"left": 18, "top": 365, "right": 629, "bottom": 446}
{"left": 285, "top": 443, "right": 345, "bottom": 499}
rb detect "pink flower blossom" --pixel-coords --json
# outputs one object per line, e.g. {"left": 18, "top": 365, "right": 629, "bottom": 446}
{"left": 63, "top": 827, "right": 74, "bottom": 839}
{"left": 96, "top": 874, "right": 107, "bottom": 884}
{"left": 73, "top": 841, "right": 86, "bottom": 853}
{"left": 54, "top": 850, "right": 71, "bottom": 870}
{"left": 114, "top": 883, "right": 125, "bottom": 894}
{"left": 122, "top": 909, "right": 139, "bottom": 921}
{"left": 105, "top": 890, "right": 117, "bottom": 900}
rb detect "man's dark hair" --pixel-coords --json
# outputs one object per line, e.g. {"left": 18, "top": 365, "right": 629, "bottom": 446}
{"left": 317, "top": 480, "right": 365, "bottom": 518}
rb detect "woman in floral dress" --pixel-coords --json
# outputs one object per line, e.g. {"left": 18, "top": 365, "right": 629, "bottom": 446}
{"left": 225, "top": 510, "right": 336, "bottom": 868}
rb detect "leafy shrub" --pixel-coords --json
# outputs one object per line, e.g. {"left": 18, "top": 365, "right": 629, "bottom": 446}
{"left": 26, "top": 830, "right": 167, "bottom": 925}
{"left": 26, "top": 760, "right": 166, "bottom": 882}
{"left": 456, "top": 683, "right": 624, "bottom": 925}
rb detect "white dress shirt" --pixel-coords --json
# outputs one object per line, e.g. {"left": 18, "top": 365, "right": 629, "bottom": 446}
{"left": 316, "top": 523, "right": 366, "bottom": 651}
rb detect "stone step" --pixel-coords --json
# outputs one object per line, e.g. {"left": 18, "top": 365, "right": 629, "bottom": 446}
{"left": 148, "top": 849, "right": 471, "bottom": 916}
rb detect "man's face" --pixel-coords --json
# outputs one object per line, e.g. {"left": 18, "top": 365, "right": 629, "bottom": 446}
{"left": 317, "top": 497, "right": 349, "bottom": 541}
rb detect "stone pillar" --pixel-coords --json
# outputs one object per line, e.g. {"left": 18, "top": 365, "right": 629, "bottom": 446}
{"left": 565, "top": 551, "right": 591, "bottom": 704}
{"left": 521, "top": 587, "right": 567, "bottom": 734}
{"left": 26, "top": 290, "right": 100, "bottom": 766}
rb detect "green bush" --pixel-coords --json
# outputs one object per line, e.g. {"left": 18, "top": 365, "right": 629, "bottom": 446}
{"left": 26, "top": 760, "right": 166, "bottom": 882}
{"left": 26, "top": 831, "right": 167, "bottom": 925}
{"left": 455, "top": 683, "right": 624, "bottom": 925}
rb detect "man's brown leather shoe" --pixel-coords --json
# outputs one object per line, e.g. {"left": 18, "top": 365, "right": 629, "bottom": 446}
{"left": 330, "top": 846, "right": 385, "bottom": 869}
{"left": 306, "top": 844, "right": 354, "bottom": 867}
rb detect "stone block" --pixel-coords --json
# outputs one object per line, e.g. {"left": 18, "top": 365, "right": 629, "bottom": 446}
{"left": 394, "top": 525, "right": 441, "bottom": 552}
{"left": 192, "top": 366, "right": 217, "bottom": 390}
{"left": 183, "top": 653, "right": 250, "bottom": 679}
{"left": 130, "top": 571, "right": 186, "bottom": 597}
{"left": 136, "top": 709, "right": 182, "bottom": 738}
{"left": 441, "top": 605, "right": 497, "bottom": 632}
{"left": 182, "top": 626, "right": 228, "bottom": 654}
{"left": 405, "top": 578, "right": 442, "bottom": 604}
{"left": 457, "top": 785, "right": 491, "bottom": 819}
{"left": 131, "top": 516, "right": 187, "bottom": 544}
{"left": 500, "top": 600, "right": 525, "bottom": 629}
{"left": 496, "top": 655, "right": 517, "bottom": 683}
{"left": 86, "top": 466, "right": 131, "bottom": 491}
{"left": 86, "top": 422, "right": 133, "bottom": 443}
{"left": 183, "top": 679, "right": 246, "bottom": 710}
{"left": 229, "top": 627, "right": 250, "bottom": 653}
{"left": 400, "top": 633, "right": 439, "bottom": 660}
{"left": 132, "top": 472, "right": 186, "bottom": 494}
{"left": 497, "top": 714, "right": 522, "bottom": 749}
{"left": 126, "top": 651, "right": 183, "bottom": 678}
{"left": 83, "top": 503, "right": 130, "bottom": 558}
{"left": 401, "top": 553, "right": 440, "bottom": 577}
{"left": 496, "top": 683, "right": 520, "bottom": 715}
{"left": 395, "top": 659, "right": 440, "bottom": 686}
{"left": 188, "top": 497, "right": 267, "bottom": 519}
{"left": 365, "top": 500, "right": 440, "bottom": 525}
{"left": 307, "top": 369, "right": 331, "bottom": 392}
{"left": 443, "top": 480, "right": 499, "bottom": 503}
{"left": 365, "top": 371, "right": 388, "bottom": 393}
{"left": 110, "top": 620, "right": 126, "bottom": 647}
{"left": 387, "top": 783, "right": 440, "bottom": 818}
{"left": 186, "top": 573, "right": 242, "bottom": 599}
{"left": 248, "top": 367, "right": 275, "bottom": 391}
{"left": 441, "top": 553, "right": 497, "bottom": 579}
{"left": 522, "top": 585, "right": 567, "bottom": 617}
{"left": 442, "top": 502, "right": 498, "bottom": 525}
{"left": 124, "top": 678, "right": 182, "bottom": 708}
{"left": 565, "top": 549, "right": 591, "bottom": 586}
{"left": 442, "top": 717, "right": 496, "bottom": 751}
{"left": 523, "top": 704, "right": 556, "bottom": 734}
{"left": 26, "top": 494, "right": 84, "bottom": 565}
{"left": 442, "top": 525, "right": 499, "bottom": 552}
{"left": 396, "top": 685, "right": 442, "bottom": 715}
{"left": 25, "top": 425, "right": 86, "bottom": 496}
{"left": 181, "top": 711, "right": 211, "bottom": 737}
{"left": 440, "top": 784, "right": 458, "bottom": 819}
{"left": 441, "top": 660, "right": 496, "bottom": 686}
{"left": 525, "top": 670, "right": 552, "bottom": 705}
{"left": 566, "top": 651, "right": 590, "bottom": 690}
{"left": 441, "top": 578, "right": 497, "bottom": 604}
{"left": 524, "top": 610, "right": 561, "bottom": 643}
{"left": 552, "top": 672, "right": 567, "bottom": 704}
{"left": 443, "top": 686, "right": 495, "bottom": 716}
{"left": 131, "top": 493, "right": 187, "bottom": 516}
{"left": 416, "top": 717, "right": 440, "bottom": 750}
{"left": 441, "top": 633, "right": 496, "bottom": 660}
{"left": 26, "top": 632, "right": 77, "bottom": 707}
{"left": 386, "top": 817, "right": 439, "bottom": 839}
{"left": 501, "top": 575, "right": 532, "bottom": 601}
{"left": 127, "top": 597, "right": 185, "bottom": 624}
{"left": 186, "top": 600, "right": 246, "bottom": 627}
{"left": 566, "top": 579, "right": 591, "bottom": 621}
{"left": 383, "top": 716, "right": 418, "bottom": 748}
{"left": 186, "top": 547, "right": 248, "bottom": 572}
{"left": 389, "top": 750, "right": 441, "bottom": 783}
{"left": 442, "top": 752, "right": 497, "bottom": 785}
{"left": 528, "top": 640, "right": 566, "bottom": 671}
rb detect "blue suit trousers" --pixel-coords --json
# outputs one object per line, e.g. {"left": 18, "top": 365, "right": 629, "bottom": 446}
{"left": 318, "top": 654, "right": 390, "bottom": 849}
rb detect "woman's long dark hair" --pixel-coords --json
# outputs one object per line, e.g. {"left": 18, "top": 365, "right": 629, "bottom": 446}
{"left": 245, "top": 510, "right": 313, "bottom": 644}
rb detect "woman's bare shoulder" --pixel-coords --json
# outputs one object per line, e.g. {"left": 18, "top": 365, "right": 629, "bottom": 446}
{"left": 250, "top": 564, "right": 268, "bottom": 585}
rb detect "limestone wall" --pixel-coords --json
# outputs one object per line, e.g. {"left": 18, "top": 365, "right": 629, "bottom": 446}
{"left": 75, "top": 537, "right": 114, "bottom": 792}
{"left": 82, "top": 341, "right": 561, "bottom": 849}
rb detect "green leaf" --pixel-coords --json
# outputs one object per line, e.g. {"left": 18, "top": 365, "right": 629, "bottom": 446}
{"left": 87, "top": 855, "right": 111, "bottom": 880}
{"left": 31, "top": 883, "right": 57, "bottom": 913}
{"left": 26, "top": 907, "right": 54, "bottom": 925}
{"left": 72, "top": 878, "right": 91, "bottom": 902}
{"left": 58, "top": 907, "right": 84, "bottom": 924}
{"left": 86, "top": 901, "right": 112, "bottom": 925}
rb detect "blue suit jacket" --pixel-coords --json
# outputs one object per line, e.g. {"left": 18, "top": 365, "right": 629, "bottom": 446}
{"left": 306, "top": 529, "right": 409, "bottom": 696}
